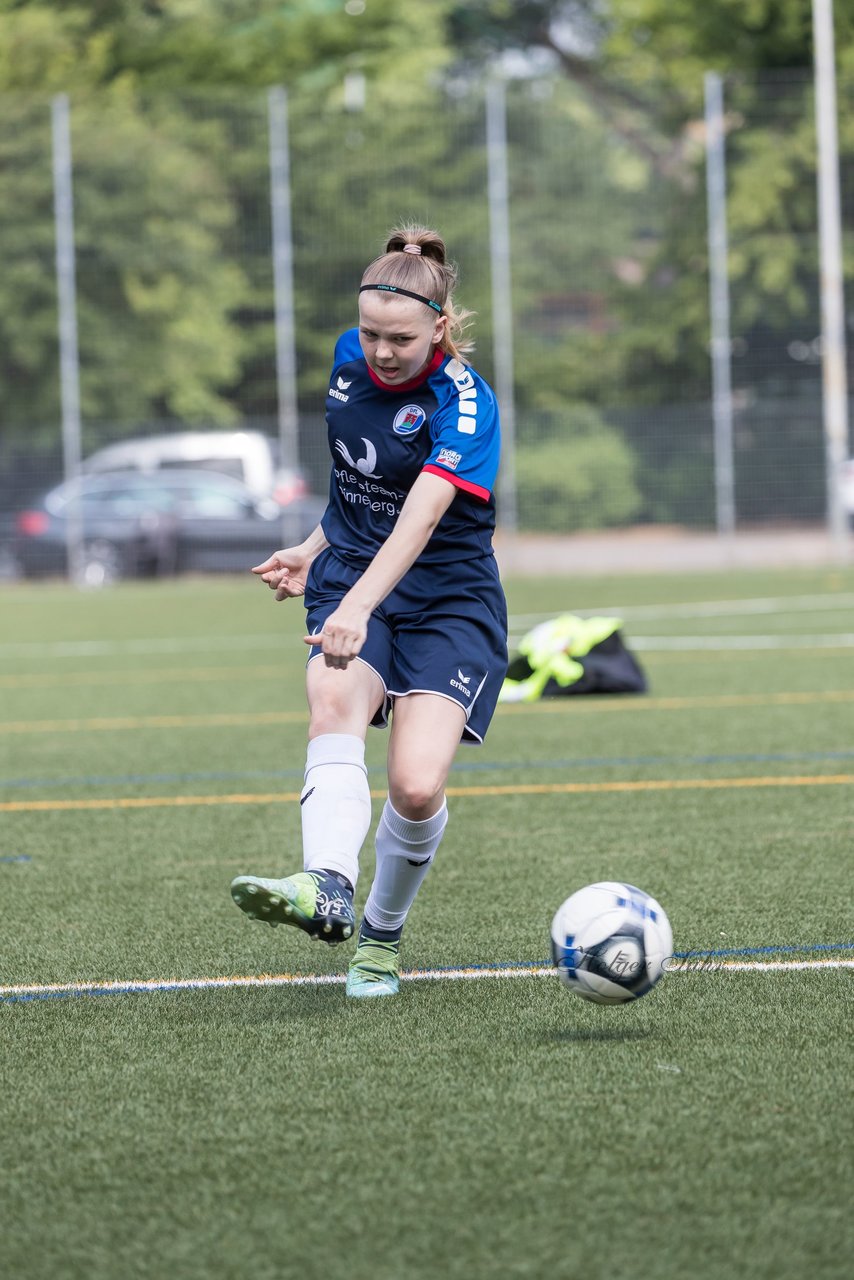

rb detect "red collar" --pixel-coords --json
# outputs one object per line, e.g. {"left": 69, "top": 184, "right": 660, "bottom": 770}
{"left": 366, "top": 346, "right": 445, "bottom": 392}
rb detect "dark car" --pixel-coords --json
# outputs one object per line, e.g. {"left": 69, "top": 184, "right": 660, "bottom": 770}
{"left": 6, "top": 469, "right": 326, "bottom": 584}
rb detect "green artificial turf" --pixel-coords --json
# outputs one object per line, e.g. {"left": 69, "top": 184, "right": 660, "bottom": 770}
{"left": 1, "top": 566, "right": 853, "bottom": 1280}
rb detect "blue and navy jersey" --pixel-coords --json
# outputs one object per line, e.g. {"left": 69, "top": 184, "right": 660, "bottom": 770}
{"left": 321, "top": 328, "right": 501, "bottom": 568}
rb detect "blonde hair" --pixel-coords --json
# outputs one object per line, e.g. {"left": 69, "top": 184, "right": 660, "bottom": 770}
{"left": 360, "top": 224, "right": 475, "bottom": 359}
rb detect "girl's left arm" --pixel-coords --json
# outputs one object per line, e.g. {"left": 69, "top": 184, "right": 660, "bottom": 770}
{"left": 304, "top": 471, "right": 458, "bottom": 667}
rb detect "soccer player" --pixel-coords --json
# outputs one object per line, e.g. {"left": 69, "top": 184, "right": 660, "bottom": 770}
{"left": 230, "top": 225, "right": 508, "bottom": 997}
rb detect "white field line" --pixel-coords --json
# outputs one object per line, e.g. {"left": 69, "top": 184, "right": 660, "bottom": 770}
{"left": 506, "top": 633, "right": 854, "bottom": 651}
{"left": 508, "top": 592, "right": 854, "bottom": 627}
{"left": 618, "top": 634, "right": 854, "bottom": 651}
{"left": 0, "top": 634, "right": 283, "bottom": 659}
{"left": 3, "top": 593, "right": 854, "bottom": 661}
{"left": 2, "top": 957, "right": 852, "bottom": 1000}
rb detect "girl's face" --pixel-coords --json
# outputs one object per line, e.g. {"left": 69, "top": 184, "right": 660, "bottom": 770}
{"left": 358, "top": 292, "right": 446, "bottom": 386}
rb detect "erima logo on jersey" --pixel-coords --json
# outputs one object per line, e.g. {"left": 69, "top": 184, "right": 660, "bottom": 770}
{"left": 329, "top": 375, "right": 352, "bottom": 402}
{"left": 393, "top": 404, "right": 426, "bottom": 436}
{"left": 436, "top": 447, "right": 462, "bottom": 471}
{"left": 450, "top": 668, "right": 473, "bottom": 698}
{"left": 444, "top": 358, "right": 478, "bottom": 436}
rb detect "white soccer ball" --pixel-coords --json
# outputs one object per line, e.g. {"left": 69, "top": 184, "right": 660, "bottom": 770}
{"left": 550, "top": 881, "right": 673, "bottom": 1004}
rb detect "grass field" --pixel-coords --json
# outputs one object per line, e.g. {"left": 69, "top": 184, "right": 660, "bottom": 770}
{"left": 1, "top": 565, "right": 853, "bottom": 1280}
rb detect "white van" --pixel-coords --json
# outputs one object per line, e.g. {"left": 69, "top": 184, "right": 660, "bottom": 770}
{"left": 82, "top": 430, "right": 308, "bottom": 507}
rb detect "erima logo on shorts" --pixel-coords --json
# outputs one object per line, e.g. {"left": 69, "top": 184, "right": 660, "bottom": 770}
{"left": 450, "top": 668, "right": 472, "bottom": 698}
{"left": 444, "top": 358, "right": 478, "bottom": 436}
{"left": 393, "top": 405, "right": 426, "bottom": 436}
{"left": 436, "top": 447, "right": 462, "bottom": 471}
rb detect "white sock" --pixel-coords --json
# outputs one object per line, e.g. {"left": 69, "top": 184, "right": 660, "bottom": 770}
{"left": 300, "top": 734, "right": 372, "bottom": 891}
{"left": 363, "top": 798, "right": 448, "bottom": 933}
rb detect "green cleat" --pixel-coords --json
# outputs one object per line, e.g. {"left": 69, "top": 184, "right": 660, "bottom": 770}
{"left": 345, "top": 929, "right": 401, "bottom": 999}
{"left": 230, "top": 870, "right": 355, "bottom": 945}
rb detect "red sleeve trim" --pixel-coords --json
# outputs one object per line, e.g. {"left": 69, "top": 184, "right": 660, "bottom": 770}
{"left": 423, "top": 464, "right": 491, "bottom": 503}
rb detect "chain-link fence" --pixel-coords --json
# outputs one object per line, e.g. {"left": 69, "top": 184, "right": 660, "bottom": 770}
{"left": 0, "top": 70, "right": 851, "bottom": 579}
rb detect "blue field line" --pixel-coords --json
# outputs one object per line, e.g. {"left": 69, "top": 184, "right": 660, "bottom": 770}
{"left": 439, "top": 942, "right": 854, "bottom": 969}
{"left": 3, "top": 987, "right": 161, "bottom": 1004}
{"left": 0, "top": 767, "right": 304, "bottom": 790}
{"left": 0, "top": 854, "right": 32, "bottom": 863}
{"left": 671, "top": 940, "right": 854, "bottom": 959}
{"left": 4, "top": 748, "right": 854, "bottom": 792}
{"left": 0, "top": 975, "right": 342, "bottom": 1004}
{"left": 2, "top": 941, "right": 853, "bottom": 1005}
{"left": 420, "top": 941, "right": 854, "bottom": 965}
{"left": 416, "top": 941, "right": 854, "bottom": 967}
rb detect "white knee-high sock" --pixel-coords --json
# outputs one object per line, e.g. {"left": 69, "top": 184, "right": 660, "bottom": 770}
{"left": 363, "top": 798, "right": 448, "bottom": 933}
{"left": 300, "top": 734, "right": 372, "bottom": 890}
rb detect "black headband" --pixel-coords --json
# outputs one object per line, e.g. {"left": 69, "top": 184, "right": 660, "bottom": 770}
{"left": 359, "top": 283, "right": 443, "bottom": 314}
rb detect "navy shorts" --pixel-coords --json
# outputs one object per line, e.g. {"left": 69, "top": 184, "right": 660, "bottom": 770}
{"left": 304, "top": 548, "right": 508, "bottom": 744}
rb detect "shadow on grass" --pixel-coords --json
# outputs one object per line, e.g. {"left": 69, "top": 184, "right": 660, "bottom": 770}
{"left": 547, "top": 1027, "right": 653, "bottom": 1044}
{"left": 164, "top": 985, "right": 349, "bottom": 1024}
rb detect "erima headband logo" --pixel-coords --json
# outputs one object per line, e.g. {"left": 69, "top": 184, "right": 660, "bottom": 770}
{"left": 359, "top": 283, "right": 443, "bottom": 314}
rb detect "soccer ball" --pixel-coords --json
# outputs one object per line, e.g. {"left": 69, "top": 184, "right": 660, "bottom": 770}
{"left": 550, "top": 881, "right": 673, "bottom": 1004}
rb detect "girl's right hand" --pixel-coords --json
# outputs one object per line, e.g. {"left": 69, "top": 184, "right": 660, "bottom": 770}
{"left": 251, "top": 547, "right": 313, "bottom": 600}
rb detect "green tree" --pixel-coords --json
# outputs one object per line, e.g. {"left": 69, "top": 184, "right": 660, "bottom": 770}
{"left": 0, "top": 0, "right": 456, "bottom": 443}
{"left": 0, "top": 1, "right": 454, "bottom": 91}
{"left": 0, "top": 87, "right": 250, "bottom": 438}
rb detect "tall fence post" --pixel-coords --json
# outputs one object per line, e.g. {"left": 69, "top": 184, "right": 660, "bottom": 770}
{"left": 704, "top": 72, "right": 736, "bottom": 540}
{"left": 267, "top": 85, "right": 302, "bottom": 544}
{"left": 51, "top": 93, "right": 84, "bottom": 583}
{"left": 812, "top": 0, "right": 850, "bottom": 559}
{"left": 485, "top": 78, "right": 518, "bottom": 535}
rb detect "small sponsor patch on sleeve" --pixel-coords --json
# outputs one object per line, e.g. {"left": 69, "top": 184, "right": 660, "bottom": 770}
{"left": 436, "top": 447, "right": 463, "bottom": 471}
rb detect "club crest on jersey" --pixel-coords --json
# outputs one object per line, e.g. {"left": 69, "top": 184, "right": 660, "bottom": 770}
{"left": 393, "top": 404, "right": 426, "bottom": 436}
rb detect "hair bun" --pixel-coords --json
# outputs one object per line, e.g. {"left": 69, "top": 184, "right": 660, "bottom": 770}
{"left": 385, "top": 225, "right": 447, "bottom": 265}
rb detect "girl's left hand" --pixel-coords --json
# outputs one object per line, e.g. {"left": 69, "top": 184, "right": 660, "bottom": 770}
{"left": 304, "top": 600, "right": 370, "bottom": 669}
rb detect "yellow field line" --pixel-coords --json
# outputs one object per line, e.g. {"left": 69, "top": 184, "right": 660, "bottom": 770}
{"left": 0, "top": 666, "right": 289, "bottom": 690}
{"left": 502, "top": 689, "right": 854, "bottom": 714}
{"left": 4, "top": 648, "right": 854, "bottom": 691}
{"left": 2, "top": 773, "right": 853, "bottom": 813}
{"left": 3, "top": 646, "right": 854, "bottom": 690}
{"left": 0, "top": 687, "right": 852, "bottom": 734}
{"left": 0, "top": 710, "right": 308, "bottom": 733}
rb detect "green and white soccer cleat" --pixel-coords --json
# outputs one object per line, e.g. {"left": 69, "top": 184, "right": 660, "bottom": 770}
{"left": 230, "top": 870, "right": 355, "bottom": 944}
{"left": 345, "top": 929, "right": 401, "bottom": 999}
